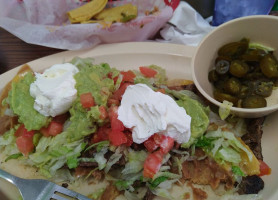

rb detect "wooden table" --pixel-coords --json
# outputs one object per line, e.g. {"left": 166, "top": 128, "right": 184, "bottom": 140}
{"left": 0, "top": 28, "right": 64, "bottom": 75}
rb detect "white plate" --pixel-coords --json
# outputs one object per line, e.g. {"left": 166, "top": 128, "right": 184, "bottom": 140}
{"left": 0, "top": 42, "right": 277, "bottom": 200}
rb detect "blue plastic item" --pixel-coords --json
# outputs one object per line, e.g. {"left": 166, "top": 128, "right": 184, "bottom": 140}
{"left": 212, "top": 0, "right": 275, "bottom": 26}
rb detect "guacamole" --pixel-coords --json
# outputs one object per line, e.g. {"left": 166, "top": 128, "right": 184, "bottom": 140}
{"left": 7, "top": 72, "right": 49, "bottom": 131}
{"left": 166, "top": 89, "right": 210, "bottom": 148}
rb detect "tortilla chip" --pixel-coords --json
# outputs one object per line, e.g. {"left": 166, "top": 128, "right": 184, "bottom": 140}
{"left": 68, "top": 0, "right": 108, "bottom": 24}
{"left": 238, "top": 137, "right": 260, "bottom": 175}
{"left": 0, "top": 64, "right": 33, "bottom": 116}
{"left": 94, "top": 3, "right": 137, "bottom": 23}
{"left": 167, "top": 79, "right": 194, "bottom": 87}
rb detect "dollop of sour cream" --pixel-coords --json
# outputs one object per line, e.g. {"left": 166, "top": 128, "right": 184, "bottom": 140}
{"left": 118, "top": 84, "right": 191, "bottom": 144}
{"left": 30, "top": 63, "right": 79, "bottom": 117}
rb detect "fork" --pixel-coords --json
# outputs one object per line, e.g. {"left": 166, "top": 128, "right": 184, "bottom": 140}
{"left": 0, "top": 168, "right": 92, "bottom": 200}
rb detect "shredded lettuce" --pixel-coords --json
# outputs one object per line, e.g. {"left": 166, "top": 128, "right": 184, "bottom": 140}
{"left": 4, "top": 153, "right": 23, "bottom": 162}
{"left": 0, "top": 128, "right": 20, "bottom": 156}
{"left": 219, "top": 100, "right": 233, "bottom": 120}
{"left": 171, "top": 153, "right": 189, "bottom": 176}
{"left": 211, "top": 138, "right": 224, "bottom": 156}
{"left": 195, "top": 136, "right": 214, "bottom": 149}
{"left": 152, "top": 188, "right": 174, "bottom": 199}
{"left": 153, "top": 171, "right": 181, "bottom": 180}
{"left": 216, "top": 147, "right": 241, "bottom": 164}
{"left": 66, "top": 156, "right": 79, "bottom": 169}
{"left": 29, "top": 138, "right": 87, "bottom": 176}
{"left": 234, "top": 118, "right": 247, "bottom": 137}
{"left": 0, "top": 128, "right": 17, "bottom": 147}
{"left": 94, "top": 147, "right": 108, "bottom": 170}
{"left": 104, "top": 147, "right": 122, "bottom": 173}
{"left": 85, "top": 140, "right": 109, "bottom": 152}
{"left": 149, "top": 65, "right": 167, "bottom": 85}
{"left": 115, "top": 179, "right": 134, "bottom": 191}
{"left": 122, "top": 149, "right": 147, "bottom": 175}
{"left": 232, "top": 166, "right": 246, "bottom": 177}
{"left": 134, "top": 75, "right": 155, "bottom": 88}
{"left": 156, "top": 179, "right": 180, "bottom": 190}
{"left": 149, "top": 176, "right": 168, "bottom": 190}
{"left": 202, "top": 128, "right": 253, "bottom": 166}
{"left": 78, "top": 157, "right": 96, "bottom": 163}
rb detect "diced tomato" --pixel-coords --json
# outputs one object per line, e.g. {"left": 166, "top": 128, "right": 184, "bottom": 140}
{"left": 107, "top": 72, "right": 113, "bottom": 79}
{"left": 139, "top": 66, "right": 157, "bottom": 78}
{"left": 112, "top": 82, "right": 132, "bottom": 101}
{"left": 259, "top": 160, "right": 271, "bottom": 176}
{"left": 125, "top": 131, "right": 133, "bottom": 147}
{"left": 15, "top": 124, "right": 27, "bottom": 137}
{"left": 160, "top": 136, "right": 174, "bottom": 154}
{"left": 120, "top": 70, "right": 136, "bottom": 83}
{"left": 40, "top": 121, "right": 63, "bottom": 137}
{"left": 16, "top": 129, "right": 34, "bottom": 156}
{"left": 153, "top": 133, "right": 167, "bottom": 144}
{"left": 16, "top": 136, "right": 34, "bottom": 156}
{"left": 113, "top": 76, "right": 119, "bottom": 84}
{"left": 108, "top": 130, "right": 127, "bottom": 146}
{"left": 80, "top": 93, "right": 95, "bottom": 108}
{"left": 111, "top": 117, "right": 124, "bottom": 131}
{"left": 107, "top": 72, "right": 118, "bottom": 84}
{"left": 53, "top": 113, "right": 69, "bottom": 124}
{"left": 107, "top": 98, "right": 120, "bottom": 107}
{"left": 22, "top": 130, "right": 35, "bottom": 138}
{"left": 99, "top": 106, "right": 108, "bottom": 120}
{"left": 147, "top": 133, "right": 175, "bottom": 154}
{"left": 144, "top": 136, "right": 159, "bottom": 152}
{"left": 156, "top": 88, "right": 166, "bottom": 94}
{"left": 109, "top": 106, "right": 124, "bottom": 131}
{"left": 92, "top": 124, "right": 110, "bottom": 143}
{"left": 15, "top": 124, "right": 35, "bottom": 137}
{"left": 143, "top": 150, "right": 164, "bottom": 178}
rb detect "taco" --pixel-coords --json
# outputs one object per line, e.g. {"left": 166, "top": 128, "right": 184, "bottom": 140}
{"left": 0, "top": 57, "right": 270, "bottom": 200}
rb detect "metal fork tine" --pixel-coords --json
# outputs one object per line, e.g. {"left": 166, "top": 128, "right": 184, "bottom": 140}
{"left": 0, "top": 169, "right": 92, "bottom": 200}
{"left": 51, "top": 193, "right": 73, "bottom": 200}
{"left": 53, "top": 184, "right": 91, "bottom": 200}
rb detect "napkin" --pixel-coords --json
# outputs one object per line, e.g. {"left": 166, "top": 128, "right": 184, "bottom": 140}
{"left": 0, "top": 0, "right": 173, "bottom": 50}
{"left": 158, "top": 1, "right": 215, "bottom": 46}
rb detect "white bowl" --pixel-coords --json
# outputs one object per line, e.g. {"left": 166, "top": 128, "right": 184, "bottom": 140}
{"left": 192, "top": 15, "right": 278, "bottom": 118}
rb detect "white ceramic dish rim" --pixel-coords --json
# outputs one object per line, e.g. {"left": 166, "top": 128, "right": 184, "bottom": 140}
{"left": 191, "top": 15, "right": 278, "bottom": 115}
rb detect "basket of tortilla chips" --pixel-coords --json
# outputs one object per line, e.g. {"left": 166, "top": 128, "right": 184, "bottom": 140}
{"left": 0, "top": 0, "right": 178, "bottom": 50}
